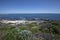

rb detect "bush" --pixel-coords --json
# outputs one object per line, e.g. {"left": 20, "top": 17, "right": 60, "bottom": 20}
{"left": 19, "top": 30, "right": 32, "bottom": 40}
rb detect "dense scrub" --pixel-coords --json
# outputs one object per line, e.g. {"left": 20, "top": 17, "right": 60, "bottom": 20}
{"left": 0, "top": 20, "right": 60, "bottom": 40}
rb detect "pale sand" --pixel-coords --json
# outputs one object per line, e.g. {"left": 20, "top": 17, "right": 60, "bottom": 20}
{"left": 1, "top": 20, "right": 26, "bottom": 24}
{"left": 1, "top": 20, "right": 44, "bottom": 24}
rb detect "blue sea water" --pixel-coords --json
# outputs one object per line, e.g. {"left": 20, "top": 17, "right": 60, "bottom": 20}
{"left": 0, "top": 14, "right": 60, "bottom": 20}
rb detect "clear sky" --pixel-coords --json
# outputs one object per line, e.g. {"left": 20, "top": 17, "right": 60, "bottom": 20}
{"left": 0, "top": 0, "right": 60, "bottom": 13}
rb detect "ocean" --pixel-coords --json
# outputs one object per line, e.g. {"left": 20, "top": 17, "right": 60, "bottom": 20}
{"left": 0, "top": 14, "right": 60, "bottom": 20}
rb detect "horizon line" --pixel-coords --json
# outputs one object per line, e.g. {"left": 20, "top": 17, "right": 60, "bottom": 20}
{"left": 0, "top": 13, "right": 60, "bottom": 14}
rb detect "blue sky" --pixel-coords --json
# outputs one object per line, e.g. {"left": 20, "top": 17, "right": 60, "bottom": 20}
{"left": 0, "top": 0, "right": 60, "bottom": 13}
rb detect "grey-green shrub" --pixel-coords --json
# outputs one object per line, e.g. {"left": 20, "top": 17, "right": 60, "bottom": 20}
{"left": 19, "top": 30, "right": 32, "bottom": 40}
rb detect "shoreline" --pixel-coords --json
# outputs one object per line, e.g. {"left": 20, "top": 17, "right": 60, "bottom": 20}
{"left": 0, "top": 20, "right": 44, "bottom": 24}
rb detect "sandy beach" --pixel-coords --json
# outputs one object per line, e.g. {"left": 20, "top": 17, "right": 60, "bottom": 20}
{"left": 0, "top": 20, "right": 44, "bottom": 24}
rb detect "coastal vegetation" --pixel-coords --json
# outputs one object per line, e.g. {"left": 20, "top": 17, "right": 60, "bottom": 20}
{"left": 0, "top": 20, "right": 60, "bottom": 40}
